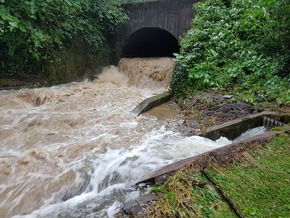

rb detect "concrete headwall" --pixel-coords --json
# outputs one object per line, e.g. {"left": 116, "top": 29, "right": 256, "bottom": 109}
{"left": 112, "top": 0, "right": 198, "bottom": 60}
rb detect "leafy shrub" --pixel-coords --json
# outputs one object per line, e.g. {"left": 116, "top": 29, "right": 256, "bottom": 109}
{"left": 171, "top": 0, "right": 290, "bottom": 105}
{"left": 0, "top": 0, "right": 127, "bottom": 84}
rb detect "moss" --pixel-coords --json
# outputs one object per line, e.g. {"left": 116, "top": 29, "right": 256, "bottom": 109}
{"left": 271, "top": 126, "right": 287, "bottom": 131}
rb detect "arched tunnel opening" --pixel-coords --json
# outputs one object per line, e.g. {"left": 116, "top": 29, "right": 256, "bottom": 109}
{"left": 121, "top": 28, "right": 180, "bottom": 58}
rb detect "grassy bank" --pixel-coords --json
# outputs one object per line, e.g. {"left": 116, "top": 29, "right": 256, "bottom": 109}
{"left": 145, "top": 133, "right": 290, "bottom": 217}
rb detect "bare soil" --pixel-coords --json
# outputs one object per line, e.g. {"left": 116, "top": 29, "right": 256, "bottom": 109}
{"left": 178, "top": 91, "right": 290, "bottom": 130}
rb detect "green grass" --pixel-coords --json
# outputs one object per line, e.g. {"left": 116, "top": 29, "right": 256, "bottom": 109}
{"left": 207, "top": 133, "right": 290, "bottom": 217}
{"left": 147, "top": 133, "right": 290, "bottom": 217}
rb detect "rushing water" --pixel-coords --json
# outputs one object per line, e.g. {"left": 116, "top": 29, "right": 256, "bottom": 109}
{"left": 0, "top": 58, "right": 265, "bottom": 218}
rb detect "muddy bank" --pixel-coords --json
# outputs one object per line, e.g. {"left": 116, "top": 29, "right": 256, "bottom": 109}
{"left": 119, "top": 91, "right": 290, "bottom": 217}
{"left": 138, "top": 91, "right": 290, "bottom": 185}
{"left": 120, "top": 130, "right": 287, "bottom": 217}
{"left": 141, "top": 132, "right": 290, "bottom": 218}
{"left": 180, "top": 92, "right": 288, "bottom": 127}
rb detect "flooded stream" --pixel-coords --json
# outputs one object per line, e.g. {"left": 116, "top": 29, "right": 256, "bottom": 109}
{"left": 0, "top": 58, "right": 265, "bottom": 217}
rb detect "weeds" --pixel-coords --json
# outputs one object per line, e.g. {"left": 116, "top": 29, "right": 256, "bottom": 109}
{"left": 146, "top": 133, "right": 290, "bottom": 217}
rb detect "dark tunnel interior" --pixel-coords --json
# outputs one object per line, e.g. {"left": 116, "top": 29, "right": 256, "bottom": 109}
{"left": 121, "top": 28, "right": 180, "bottom": 58}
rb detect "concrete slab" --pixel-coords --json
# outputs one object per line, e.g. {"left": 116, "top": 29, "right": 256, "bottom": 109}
{"left": 136, "top": 131, "right": 279, "bottom": 185}
{"left": 132, "top": 91, "right": 171, "bottom": 116}
{"left": 203, "top": 111, "right": 276, "bottom": 140}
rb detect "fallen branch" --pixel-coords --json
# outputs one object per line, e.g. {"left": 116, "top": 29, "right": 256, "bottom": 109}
{"left": 201, "top": 168, "right": 244, "bottom": 218}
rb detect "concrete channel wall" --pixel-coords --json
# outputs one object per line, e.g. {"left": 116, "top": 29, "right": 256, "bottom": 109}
{"left": 136, "top": 112, "right": 290, "bottom": 185}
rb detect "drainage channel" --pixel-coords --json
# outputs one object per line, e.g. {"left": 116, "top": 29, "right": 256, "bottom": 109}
{"left": 263, "top": 116, "right": 285, "bottom": 130}
{"left": 125, "top": 92, "right": 290, "bottom": 216}
{"left": 137, "top": 112, "right": 290, "bottom": 185}
{"left": 118, "top": 112, "right": 289, "bottom": 217}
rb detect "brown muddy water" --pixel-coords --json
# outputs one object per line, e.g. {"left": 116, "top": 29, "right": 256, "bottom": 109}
{"left": 0, "top": 57, "right": 265, "bottom": 218}
{"left": 145, "top": 102, "right": 181, "bottom": 121}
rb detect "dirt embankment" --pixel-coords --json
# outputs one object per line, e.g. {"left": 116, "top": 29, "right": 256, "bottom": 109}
{"left": 120, "top": 91, "right": 290, "bottom": 218}
{"left": 179, "top": 91, "right": 290, "bottom": 131}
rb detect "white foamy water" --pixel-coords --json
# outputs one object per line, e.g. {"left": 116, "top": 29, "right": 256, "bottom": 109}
{"left": 0, "top": 58, "right": 265, "bottom": 218}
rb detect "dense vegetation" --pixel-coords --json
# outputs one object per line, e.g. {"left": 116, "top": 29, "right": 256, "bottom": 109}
{"left": 171, "top": 0, "right": 290, "bottom": 105}
{"left": 148, "top": 133, "right": 290, "bottom": 217}
{"left": 0, "top": 0, "right": 127, "bottom": 85}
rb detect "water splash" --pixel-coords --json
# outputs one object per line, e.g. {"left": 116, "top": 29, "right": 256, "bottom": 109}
{"left": 0, "top": 58, "right": 173, "bottom": 218}
{"left": 0, "top": 58, "right": 266, "bottom": 218}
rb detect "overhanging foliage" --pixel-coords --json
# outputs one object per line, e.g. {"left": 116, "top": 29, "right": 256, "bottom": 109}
{"left": 0, "top": 0, "right": 127, "bottom": 82}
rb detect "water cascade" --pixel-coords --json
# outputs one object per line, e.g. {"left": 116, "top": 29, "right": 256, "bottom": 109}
{"left": 0, "top": 58, "right": 265, "bottom": 218}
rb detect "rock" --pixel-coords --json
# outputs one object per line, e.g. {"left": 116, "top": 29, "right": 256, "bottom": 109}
{"left": 223, "top": 95, "right": 232, "bottom": 99}
{"left": 121, "top": 194, "right": 158, "bottom": 217}
{"left": 217, "top": 102, "right": 252, "bottom": 113}
{"left": 122, "top": 200, "right": 143, "bottom": 216}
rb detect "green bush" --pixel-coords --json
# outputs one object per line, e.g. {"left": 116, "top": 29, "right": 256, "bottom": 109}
{"left": 171, "top": 0, "right": 290, "bottom": 105}
{"left": 0, "top": 0, "right": 127, "bottom": 84}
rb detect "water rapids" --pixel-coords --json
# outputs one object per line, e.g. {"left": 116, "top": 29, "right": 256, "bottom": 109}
{"left": 0, "top": 57, "right": 265, "bottom": 217}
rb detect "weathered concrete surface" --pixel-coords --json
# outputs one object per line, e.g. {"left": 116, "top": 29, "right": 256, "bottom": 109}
{"left": 121, "top": 194, "right": 158, "bottom": 216}
{"left": 112, "top": 0, "right": 199, "bottom": 60}
{"left": 132, "top": 91, "right": 171, "bottom": 116}
{"left": 121, "top": 112, "right": 290, "bottom": 217}
{"left": 203, "top": 111, "right": 277, "bottom": 140}
{"left": 268, "top": 113, "right": 290, "bottom": 125}
{"left": 137, "top": 131, "right": 280, "bottom": 185}
{"left": 135, "top": 111, "right": 290, "bottom": 185}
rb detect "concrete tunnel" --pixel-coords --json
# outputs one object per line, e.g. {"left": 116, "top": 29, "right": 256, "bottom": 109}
{"left": 121, "top": 27, "right": 180, "bottom": 58}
